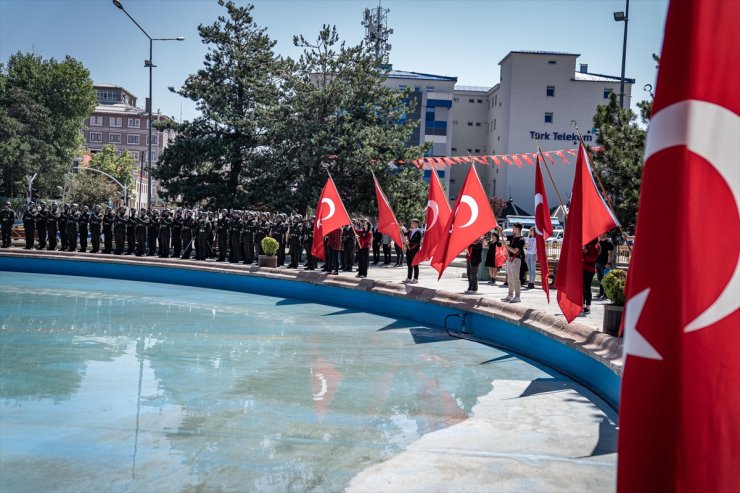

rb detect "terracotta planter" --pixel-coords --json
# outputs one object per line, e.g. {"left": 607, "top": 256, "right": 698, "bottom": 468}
{"left": 258, "top": 255, "right": 277, "bottom": 268}
{"left": 603, "top": 304, "right": 624, "bottom": 336}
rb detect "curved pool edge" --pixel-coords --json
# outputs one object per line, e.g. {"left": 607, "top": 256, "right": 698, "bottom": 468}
{"left": 0, "top": 250, "right": 622, "bottom": 409}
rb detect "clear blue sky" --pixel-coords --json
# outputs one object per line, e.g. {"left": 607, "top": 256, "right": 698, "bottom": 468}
{"left": 1, "top": 0, "right": 668, "bottom": 122}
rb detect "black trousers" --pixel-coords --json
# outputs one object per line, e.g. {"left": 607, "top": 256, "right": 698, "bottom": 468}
{"left": 103, "top": 226, "right": 113, "bottom": 253}
{"left": 181, "top": 229, "right": 193, "bottom": 259}
{"left": 172, "top": 232, "right": 182, "bottom": 258}
{"left": 229, "top": 233, "right": 241, "bottom": 263}
{"left": 66, "top": 224, "right": 77, "bottom": 252}
{"left": 114, "top": 227, "right": 126, "bottom": 254}
{"left": 382, "top": 244, "right": 391, "bottom": 264}
{"left": 583, "top": 270, "right": 596, "bottom": 306}
{"left": 243, "top": 235, "right": 254, "bottom": 264}
{"left": 126, "top": 227, "right": 136, "bottom": 254}
{"left": 47, "top": 224, "right": 58, "bottom": 250}
{"left": 159, "top": 230, "right": 171, "bottom": 258}
{"left": 394, "top": 244, "right": 404, "bottom": 266}
{"left": 36, "top": 221, "right": 46, "bottom": 249}
{"left": 2, "top": 223, "right": 12, "bottom": 247}
{"left": 406, "top": 249, "right": 419, "bottom": 280}
{"left": 217, "top": 230, "right": 228, "bottom": 260}
{"left": 78, "top": 225, "right": 88, "bottom": 252}
{"left": 90, "top": 225, "right": 101, "bottom": 252}
{"left": 24, "top": 222, "right": 35, "bottom": 249}
{"left": 467, "top": 261, "right": 479, "bottom": 292}
{"left": 357, "top": 248, "right": 369, "bottom": 276}
{"left": 136, "top": 228, "right": 147, "bottom": 256}
{"left": 147, "top": 228, "right": 157, "bottom": 255}
{"left": 59, "top": 222, "right": 67, "bottom": 251}
{"left": 372, "top": 242, "right": 380, "bottom": 263}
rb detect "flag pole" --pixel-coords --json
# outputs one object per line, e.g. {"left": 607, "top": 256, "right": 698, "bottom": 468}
{"left": 570, "top": 121, "right": 632, "bottom": 252}
{"left": 532, "top": 139, "right": 568, "bottom": 219}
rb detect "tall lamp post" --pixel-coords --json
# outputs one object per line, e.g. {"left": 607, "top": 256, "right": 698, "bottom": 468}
{"left": 112, "top": 0, "right": 183, "bottom": 210}
{"left": 613, "top": 0, "right": 630, "bottom": 108}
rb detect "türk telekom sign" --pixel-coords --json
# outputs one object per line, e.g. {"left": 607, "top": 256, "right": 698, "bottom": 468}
{"left": 529, "top": 131, "right": 593, "bottom": 143}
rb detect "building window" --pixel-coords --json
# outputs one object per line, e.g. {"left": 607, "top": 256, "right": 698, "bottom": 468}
{"left": 128, "top": 118, "right": 140, "bottom": 128}
{"left": 109, "top": 117, "right": 122, "bottom": 127}
{"left": 474, "top": 149, "right": 480, "bottom": 153}
{"left": 477, "top": 99, "right": 482, "bottom": 103}
{"left": 127, "top": 134, "right": 140, "bottom": 145}
{"left": 546, "top": 85, "right": 555, "bottom": 97}
{"left": 468, "top": 98, "right": 474, "bottom": 103}
{"left": 109, "top": 133, "right": 121, "bottom": 144}
{"left": 544, "top": 112, "right": 554, "bottom": 124}
{"left": 426, "top": 86, "right": 435, "bottom": 92}
{"left": 451, "top": 147, "right": 457, "bottom": 152}
{"left": 147, "top": 134, "right": 159, "bottom": 145}
{"left": 603, "top": 87, "right": 613, "bottom": 99}
{"left": 548, "top": 60, "right": 557, "bottom": 65}
{"left": 398, "top": 84, "right": 407, "bottom": 90}
{"left": 89, "top": 116, "right": 103, "bottom": 126}
{"left": 475, "top": 122, "right": 481, "bottom": 127}
{"left": 129, "top": 150, "right": 140, "bottom": 161}
{"left": 494, "top": 95, "right": 498, "bottom": 106}
{"left": 453, "top": 97, "right": 459, "bottom": 102}
{"left": 467, "top": 122, "right": 473, "bottom": 126}
{"left": 493, "top": 119, "right": 496, "bottom": 130}
{"left": 452, "top": 120, "right": 458, "bottom": 125}
{"left": 89, "top": 132, "right": 102, "bottom": 143}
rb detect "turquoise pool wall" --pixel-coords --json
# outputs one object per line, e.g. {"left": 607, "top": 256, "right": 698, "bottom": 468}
{"left": 0, "top": 256, "right": 620, "bottom": 409}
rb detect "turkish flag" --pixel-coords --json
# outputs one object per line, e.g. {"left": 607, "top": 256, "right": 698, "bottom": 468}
{"left": 554, "top": 143, "right": 618, "bottom": 323}
{"left": 617, "top": 0, "right": 740, "bottom": 491}
{"left": 431, "top": 166, "right": 497, "bottom": 278}
{"left": 534, "top": 155, "right": 553, "bottom": 302}
{"left": 373, "top": 172, "right": 404, "bottom": 249}
{"left": 310, "top": 176, "right": 352, "bottom": 261}
{"left": 413, "top": 170, "right": 451, "bottom": 266}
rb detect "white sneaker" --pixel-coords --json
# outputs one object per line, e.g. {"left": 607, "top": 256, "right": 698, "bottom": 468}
{"left": 510, "top": 297, "right": 521, "bottom": 303}
{"left": 410, "top": 279, "right": 418, "bottom": 284}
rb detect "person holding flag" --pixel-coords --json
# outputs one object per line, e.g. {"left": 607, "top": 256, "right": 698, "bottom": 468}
{"left": 534, "top": 154, "right": 553, "bottom": 302}
{"left": 311, "top": 175, "right": 353, "bottom": 276}
{"left": 413, "top": 169, "right": 451, "bottom": 268}
{"left": 431, "top": 166, "right": 497, "bottom": 280}
{"left": 403, "top": 219, "right": 422, "bottom": 283}
{"left": 554, "top": 142, "right": 618, "bottom": 322}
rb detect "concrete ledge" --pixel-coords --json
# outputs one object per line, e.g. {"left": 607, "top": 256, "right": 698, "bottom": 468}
{"left": 0, "top": 249, "right": 623, "bottom": 408}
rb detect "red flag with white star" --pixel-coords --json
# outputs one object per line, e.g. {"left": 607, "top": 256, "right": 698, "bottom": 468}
{"left": 554, "top": 142, "right": 618, "bottom": 322}
{"left": 534, "top": 155, "right": 553, "bottom": 302}
{"left": 413, "top": 169, "right": 451, "bottom": 266}
{"left": 311, "top": 176, "right": 352, "bottom": 261}
{"left": 617, "top": 0, "right": 740, "bottom": 491}
{"left": 431, "top": 166, "right": 497, "bottom": 279}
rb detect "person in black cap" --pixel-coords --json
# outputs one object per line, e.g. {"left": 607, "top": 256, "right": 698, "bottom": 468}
{"left": 22, "top": 202, "right": 37, "bottom": 249}
{"left": 171, "top": 209, "right": 183, "bottom": 258}
{"left": 158, "top": 209, "right": 172, "bottom": 258}
{"left": 181, "top": 210, "right": 194, "bottom": 259}
{"left": 47, "top": 201, "right": 60, "bottom": 251}
{"left": 89, "top": 205, "right": 102, "bottom": 253}
{"left": 0, "top": 202, "right": 15, "bottom": 248}
{"left": 35, "top": 201, "right": 47, "bottom": 250}
{"left": 102, "top": 206, "right": 114, "bottom": 254}
{"left": 126, "top": 208, "right": 137, "bottom": 255}
{"left": 66, "top": 204, "right": 78, "bottom": 252}
{"left": 113, "top": 206, "right": 127, "bottom": 255}
{"left": 77, "top": 205, "right": 89, "bottom": 252}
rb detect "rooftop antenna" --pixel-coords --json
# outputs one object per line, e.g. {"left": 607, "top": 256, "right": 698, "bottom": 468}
{"left": 361, "top": 0, "right": 393, "bottom": 64}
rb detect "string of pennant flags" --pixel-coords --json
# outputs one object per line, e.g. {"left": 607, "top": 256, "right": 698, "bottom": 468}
{"left": 369, "top": 146, "right": 605, "bottom": 169}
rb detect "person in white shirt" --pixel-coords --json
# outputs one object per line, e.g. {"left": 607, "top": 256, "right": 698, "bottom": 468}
{"left": 525, "top": 227, "right": 537, "bottom": 289}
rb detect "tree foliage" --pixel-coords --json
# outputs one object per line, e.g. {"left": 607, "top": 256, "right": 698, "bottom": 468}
{"left": 155, "top": 0, "right": 280, "bottom": 209}
{"left": 0, "top": 53, "right": 96, "bottom": 199}
{"left": 66, "top": 172, "right": 118, "bottom": 207}
{"left": 88, "top": 144, "right": 136, "bottom": 189}
{"left": 155, "top": 2, "right": 428, "bottom": 220}
{"left": 591, "top": 93, "right": 649, "bottom": 231}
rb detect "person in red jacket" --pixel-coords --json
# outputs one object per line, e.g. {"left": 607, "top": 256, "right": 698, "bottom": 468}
{"left": 582, "top": 238, "right": 601, "bottom": 314}
{"left": 354, "top": 219, "right": 372, "bottom": 278}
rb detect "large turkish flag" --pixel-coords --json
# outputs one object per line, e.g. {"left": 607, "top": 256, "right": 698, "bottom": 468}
{"left": 431, "top": 166, "right": 497, "bottom": 278}
{"left": 534, "top": 155, "right": 553, "bottom": 302}
{"left": 310, "top": 176, "right": 352, "bottom": 261}
{"left": 373, "top": 172, "right": 403, "bottom": 249}
{"left": 413, "top": 170, "right": 451, "bottom": 266}
{"left": 617, "top": 0, "right": 740, "bottom": 491}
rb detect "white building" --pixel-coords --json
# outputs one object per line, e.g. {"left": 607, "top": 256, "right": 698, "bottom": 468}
{"left": 449, "top": 51, "right": 633, "bottom": 210}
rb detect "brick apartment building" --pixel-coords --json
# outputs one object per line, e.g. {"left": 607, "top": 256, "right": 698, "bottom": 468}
{"left": 83, "top": 83, "right": 176, "bottom": 208}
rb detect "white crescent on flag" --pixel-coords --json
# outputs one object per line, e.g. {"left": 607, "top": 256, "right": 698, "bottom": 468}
{"left": 459, "top": 195, "right": 479, "bottom": 228}
{"left": 318, "top": 197, "right": 335, "bottom": 228}
{"left": 426, "top": 200, "right": 440, "bottom": 230}
{"left": 645, "top": 99, "right": 740, "bottom": 333}
{"left": 534, "top": 192, "right": 544, "bottom": 236}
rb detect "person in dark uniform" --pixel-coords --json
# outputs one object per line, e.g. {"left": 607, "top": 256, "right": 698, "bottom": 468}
{"left": 227, "top": 210, "right": 240, "bottom": 263}
{"left": 135, "top": 208, "right": 148, "bottom": 257}
{"left": 126, "top": 208, "right": 138, "bottom": 255}
{"left": 113, "top": 206, "right": 127, "bottom": 255}
{"left": 77, "top": 205, "right": 90, "bottom": 252}
{"left": 465, "top": 237, "right": 484, "bottom": 294}
{"left": 216, "top": 209, "right": 229, "bottom": 262}
{"left": 255, "top": 212, "right": 269, "bottom": 256}
{"left": 35, "top": 201, "right": 47, "bottom": 250}
{"left": 171, "top": 209, "right": 183, "bottom": 258}
{"left": 403, "top": 219, "right": 423, "bottom": 284}
{"left": 0, "top": 202, "right": 15, "bottom": 248}
{"left": 288, "top": 214, "right": 304, "bottom": 268}
{"left": 303, "top": 217, "right": 315, "bottom": 270}
{"left": 394, "top": 224, "right": 406, "bottom": 267}
{"left": 354, "top": 219, "right": 372, "bottom": 278}
{"left": 102, "top": 206, "right": 114, "bottom": 253}
{"left": 371, "top": 224, "right": 382, "bottom": 265}
{"left": 272, "top": 214, "right": 288, "bottom": 266}
{"left": 206, "top": 211, "right": 216, "bottom": 258}
{"left": 195, "top": 212, "right": 210, "bottom": 260}
{"left": 22, "top": 202, "right": 37, "bottom": 249}
{"left": 341, "top": 225, "right": 355, "bottom": 272}
{"left": 59, "top": 203, "right": 69, "bottom": 251}
{"left": 89, "top": 205, "right": 102, "bottom": 253}
{"left": 66, "top": 204, "right": 78, "bottom": 252}
{"left": 181, "top": 210, "right": 194, "bottom": 259}
{"left": 158, "top": 209, "right": 172, "bottom": 258}
{"left": 47, "top": 201, "right": 60, "bottom": 251}
{"left": 147, "top": 209, "right": 159, "bottom": 256}
{"left": 242, "top": 211, "right": 255, "bottom": 264}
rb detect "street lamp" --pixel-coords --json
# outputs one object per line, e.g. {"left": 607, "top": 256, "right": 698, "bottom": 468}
{"left": 613, "top": 0, "right": 630, "bottom": 108}
{"left": 112, "top": 0, "right": 183, "bottom": 210}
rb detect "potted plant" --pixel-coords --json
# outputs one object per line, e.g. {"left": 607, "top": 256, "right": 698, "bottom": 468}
{"left": 258, "top": 237, "right": 280, "bottom": 268}
{"left": 602, "top": 269, "right": 626, "bottom": 336}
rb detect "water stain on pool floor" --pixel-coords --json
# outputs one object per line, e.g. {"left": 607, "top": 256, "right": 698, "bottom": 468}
{"left": 0, "top": 272, "right": 615, "bottom": 492}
